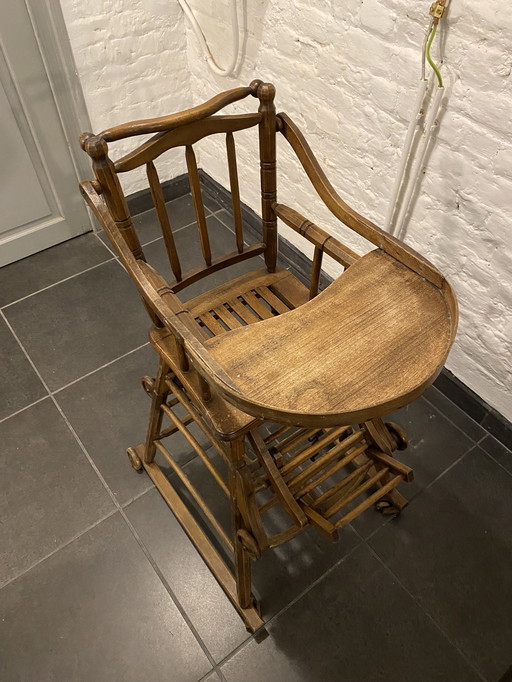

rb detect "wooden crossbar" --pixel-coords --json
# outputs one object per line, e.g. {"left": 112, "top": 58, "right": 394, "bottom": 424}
{"left": 293, "top": 443, "right": 368, "bottom": 498}
{"left": 169, "top": 244, "right": 265, "bottom": 293}
{"left": 288, "top": 429, "right": 364, "bottom": 493}
{"left": 154, "top": 440, "right": 233, "bottom": 552}
{"left": 281, "top": 425, "right": 349, "bottom": 477}
{"left": 160, "top": 403, "right": 229, "bottom": 498}
{"left": 333, "top": 474, "right": 403, "bottom": 530}
{"left": 139, "top": 450, "right": 263, "bottom": 632}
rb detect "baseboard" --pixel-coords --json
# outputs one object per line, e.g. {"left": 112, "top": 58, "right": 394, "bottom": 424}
{"left": 125, "top": 169, "right": 512, "bottom": 451}
{"left": 126, "top": 173, "right": 190, "bottom": 215}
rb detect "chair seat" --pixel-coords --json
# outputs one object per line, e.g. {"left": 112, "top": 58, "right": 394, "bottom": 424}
{"left": 206, "top": 249, "right": 457, "bottom": 427}
{"left": 150, "top": 267, "right": 310, "bottom": 439}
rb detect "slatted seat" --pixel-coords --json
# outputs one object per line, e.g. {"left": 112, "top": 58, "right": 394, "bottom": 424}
{"left": 149, "top": 267, "right": 310, "bottom": 440}
{"left": 80, "top": 80, "right": 458, "bottom": 633}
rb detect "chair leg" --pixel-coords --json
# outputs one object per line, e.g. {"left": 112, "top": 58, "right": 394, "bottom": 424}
{"left": 229, "top": 438, "right": 257, "bottom": 612}
{"left": 352, "top": 419, "right": 410, "bottom": 515}
{"left": 233, "top": 507, "right": 253, "bottom": 609}
{"left": 143, "top": 357, "right": 169, "bottom": 465}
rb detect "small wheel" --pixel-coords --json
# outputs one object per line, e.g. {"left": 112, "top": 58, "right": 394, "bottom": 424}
{"left": 127, "top": 447, "right": 143, "bottom": 471}
{"left": 141, "top": 376, "right": 155, "bottom": 396}
{"left": 385, "top": 422, "right": 408, "bottom": 451}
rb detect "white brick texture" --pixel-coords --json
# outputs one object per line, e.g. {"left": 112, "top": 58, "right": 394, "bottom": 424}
{"left": 60, "top": 0, "right": 193, "bottom": 194}
{"left": 62, "top": 0, "right": 512, "bottom": 421}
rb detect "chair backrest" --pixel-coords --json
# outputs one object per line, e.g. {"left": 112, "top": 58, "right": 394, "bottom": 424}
{"left": 80, "top": 79, "right": 277, "bottom": 296}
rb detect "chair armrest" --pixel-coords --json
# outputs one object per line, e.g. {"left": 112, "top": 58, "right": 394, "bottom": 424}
{"left": 277, "top": 112, "right": 444, "bottom": 288}
{"left": 273, "top": 202, "right": 359, "bottom": 269}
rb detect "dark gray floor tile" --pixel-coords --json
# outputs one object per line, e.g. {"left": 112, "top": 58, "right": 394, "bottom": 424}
{"left": 0, "top": 513, "right": 210, "bottom": 682}
{"left": 125, "top": 488, "right": 250, "bottom": 661}
{"left": 176, "top": 452, "right": 361, "bottom": 621}
{"left": 369, "top": 446, "right": 512, "bottom": 681}
{"left": 56, "top": 345, "right": 156, "bottom": 505}
{"left": 221, "top": 544, "right": 480, "bottom": 682}
{"left": 386, "top": 396, "right": 475, "bottom": 497}
{"left": 0, "top": 400, "right": 114, "bottom": 586}
{"left": 0, "top": 317, "right": 47, "bottom": 420}
{"left": 351, "top": 395, "right": 475, "bottom": 539}
{"left": 143, "top": 215, "right": 265, "bottom": 303}
{"left": 0, "top": 233, "right": 112, "bottom": 308}
{"left": 202, "top": 191, "right": 223, "bottom": 213}
{"left": 57, "top": 344, "right": 210, "bottom": 506}
{"left": 480, "top": 434, "right": 512, "bottom": 475}
{"left": 434, "top": 370, "right": 489, "bottom": 424}
{"left": 99, "top": 193, "right": 207, "bottom": 250}
{"left": 481, "top": 408, "right": 512, "bottom": 451}
{"left": 166, "top": 193, "right": 208, "bottom": 229}
{"left": 213, "top": 208, "right": 252, "bottom": 242}
{"left": 423, "top": 385, "right": 487, "bottom": 442}
{"left": 5, "top": 260, "right": 149, "bottom": 391}
{"left": 144, "top": 215, "right": 240, "bottom": 277}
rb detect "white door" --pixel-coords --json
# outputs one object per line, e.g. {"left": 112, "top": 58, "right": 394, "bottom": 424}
{"left": 0, "top": 1, "right": 91, "bottom": 267}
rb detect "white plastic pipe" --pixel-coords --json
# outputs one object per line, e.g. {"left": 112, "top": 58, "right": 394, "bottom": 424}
{"left": 177, "top": 0, "right": 240, "bottom": 77}
{"left": 384, "top": 78, "right": 429, "bottom": 232}
{"left": 392, "top": 85, "right": 444, "bottom": 237}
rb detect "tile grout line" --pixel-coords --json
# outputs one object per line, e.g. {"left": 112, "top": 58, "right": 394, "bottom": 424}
{"left": 364, "top": 542, "right": 488, "bottom": 682}
{"left": 482, "top": 449, "right": 512, "bottom": 481}
{"left": 1, "top": 205, "right": 209, "bottom": 311}
{"left": 1, "top": 308, "right": 219, "bottom": 672}
{"left": 1, "top": 257, "right": 115, "bottom": 310}
{"left": 0, "top": 395, "right": 50, "bottom": 425}
{"left": 52, "top": 342, "right": 150, "bottom": 395}
{"left": 93, "top": 230, "right": 118, "bottom": 259}
{"left": 212, "top": 538, "right": 366, "bottom": 673}
{"left": 0, "top": 508, "right": 119, "bottom": 591}
{"left": 0, "top": 332, "right": 150, "bottom": 424}
{"left": 423, "top": 390, "right": 488, "bottom": 442}
{"left": 212, "top": 209, "right": 252, "bottom": 248}
{"left": 120, "top": 482, "right": 155, "bottom": 509}
{"left": 362, "top": 444, "right": 479, "bottom": 545}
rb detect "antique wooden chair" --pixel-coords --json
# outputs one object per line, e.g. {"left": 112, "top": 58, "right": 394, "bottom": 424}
{"left": 80, "top": 80, "right": 458, "bottom": 632}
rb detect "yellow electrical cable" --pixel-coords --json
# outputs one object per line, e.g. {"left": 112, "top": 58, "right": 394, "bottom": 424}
{"left": 426, "top": 24, "right": 443, "bottom": 87}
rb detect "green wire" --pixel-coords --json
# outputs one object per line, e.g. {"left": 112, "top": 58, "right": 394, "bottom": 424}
{"left": 426, "top": 23, "right": 443, "bottom": 88}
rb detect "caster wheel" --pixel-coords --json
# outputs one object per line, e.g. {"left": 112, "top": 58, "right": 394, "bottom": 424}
{"left": 127, "top": 447, "right": 143, "bottom": 471}
{"left": 141, "top": 376, "right": 155, "bottom": 396}
{"left": 385, "top": 422, "right": 408, "bottom": 451}
{"left": 375, "top": 497, "right": 401, "bottom": 517}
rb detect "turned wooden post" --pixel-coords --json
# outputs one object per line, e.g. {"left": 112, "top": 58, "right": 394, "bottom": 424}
{"left": 253, "top": 81, "right": 278, "bottom": 273}
{"left": 80, "top": 132, "right": 144, "bottom": 261}
{"left": 80, "top": 132, "right": 163, "bottom": 328}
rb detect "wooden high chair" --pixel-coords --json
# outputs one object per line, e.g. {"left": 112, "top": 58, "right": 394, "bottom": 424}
{"left": 80, "top": 80, "right": 457, "bottom": 632}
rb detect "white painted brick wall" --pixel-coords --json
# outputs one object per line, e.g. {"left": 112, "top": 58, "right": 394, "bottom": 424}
{"left": 60, "top": 0, "right": 193, "bottom": 194}
{"left": 184, "top": 0, "right": 512, "bottom": 421}
{"left": 60, "top": 0, "right": 511, "bottom": 421}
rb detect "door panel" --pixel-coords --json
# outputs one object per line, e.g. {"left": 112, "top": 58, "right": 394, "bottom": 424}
{"left": 0, "top": 68, "right": 52, "bottom": 232}
{"left": 0, "top": 1, "right": 91, "bottom": 267}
